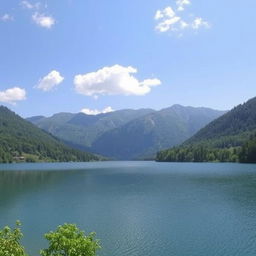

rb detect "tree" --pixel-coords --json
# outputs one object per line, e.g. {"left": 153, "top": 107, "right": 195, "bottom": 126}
{"left": 0, "top": 221, "right": 28, "bottom": 256}
{"left": 40, "top": 223, "right": 101, "bottom": 256}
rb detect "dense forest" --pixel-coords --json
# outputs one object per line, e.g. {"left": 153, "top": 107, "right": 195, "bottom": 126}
{"left": 156, "top": 97, "right": 256, "bottom": 163}
{"left": 0, "top": 106, "right": 100, "bottom": 163}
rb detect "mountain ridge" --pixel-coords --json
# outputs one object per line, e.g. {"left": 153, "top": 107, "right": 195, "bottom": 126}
{"left": 156, "top": 97, "right": 256, "bottom": 163}
{"left": 28, "top": 105, "right": 226, "bottom": 160}
{"left": 0, "top": 106, "right": 100, "bottom": 163}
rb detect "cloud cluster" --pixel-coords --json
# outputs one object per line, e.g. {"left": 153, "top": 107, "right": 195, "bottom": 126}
{"left": 81, "top": 106, "right": 114, "bottom": 115}
{"left": 2, "top": 64, "right": 159, "bottom": 106}
{"left": 0, "top": 87, "right": 26, "bottom": 104}
{"left": 176, "top": 0, "right": 190, "bottom": 11}
{"left": 155, "top": 0, "right": 210, "bottom": 34}
{"left": 32, "top": 12, "right": 55, "bottom": 28}
{"left": 21, "top": 0, "right": 55, "bottom": 28}
{"left": 1, "top": 14, "right": 14, "bottom": 22}
{"left": 74, "top": 65, "right": 161, "bottom": 97}
{"left": 36, "top": 70, "right": 64, "bottom": 92}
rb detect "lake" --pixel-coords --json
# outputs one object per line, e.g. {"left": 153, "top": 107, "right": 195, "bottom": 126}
{"left": 1, "top": 161, "right": 256, "bottom": 256}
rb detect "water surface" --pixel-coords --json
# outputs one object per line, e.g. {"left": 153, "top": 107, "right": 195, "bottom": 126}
{"left": 0, "top": 161, "right": 256, "bottom": 256}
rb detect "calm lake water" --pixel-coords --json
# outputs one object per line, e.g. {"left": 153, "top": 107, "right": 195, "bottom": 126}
{"left": 1, "top": 161, "right": 256, "bottom": 256}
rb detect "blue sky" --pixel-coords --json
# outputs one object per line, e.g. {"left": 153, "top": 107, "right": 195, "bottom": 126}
{"left": 0, "top": 0, "right": 255, "bottom": 117}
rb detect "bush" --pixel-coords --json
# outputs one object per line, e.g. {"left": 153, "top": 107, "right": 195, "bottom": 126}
{"left": 0, "top": 221, "right": 28, "bottom": 256}
{"left": 40, "top": 223, "right": 101, "bottom": 256}
{"left": 0, "top": 222, "right": 100, "bottom": 256}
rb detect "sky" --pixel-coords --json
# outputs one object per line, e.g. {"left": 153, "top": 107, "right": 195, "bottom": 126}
{"left": 0, "top": 0, "right": 256, "bottom": 117}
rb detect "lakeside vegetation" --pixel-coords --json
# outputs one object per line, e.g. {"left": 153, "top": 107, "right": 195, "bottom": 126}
{"left": 0, "top": 106, "right": 100, "bottom": 163}
{"left": 0, "top": 221, "right": 100, "bottom": 256}
{"left": 156, "top": 97, "right": 256, "bottom": 163}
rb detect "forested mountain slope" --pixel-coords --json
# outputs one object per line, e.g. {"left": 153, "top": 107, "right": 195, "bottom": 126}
{"left": 28, "top": 109, "right": 154, "bottom": 149}
{"left": 0, "top": 106, "right": 99, "bottom": 163}
{"left": 156, "top": 97, "right": 256, "bottom": 162}
{"left": 29, "top": 105, "right": 225, "bottom": 160}
{"left": 92, "top": 105, "right": 226, "bottom": 159}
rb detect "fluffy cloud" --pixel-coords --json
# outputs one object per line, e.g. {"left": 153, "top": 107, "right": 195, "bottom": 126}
{"left": 155, "top": 6, "right": 181, "bottom": 32}
{"left": 32, "top": 12, "right": 55, "bottom": 28}
{"left": 74, "top": 65, "right": 161, "bottom": 97}
{"left": 176, "top": 0, "right": 191, "bottom": 11}
{"left": 154, "top": 1, "right": 210, "bottom": 34}
{"left": 36, "top": 70, "right": 64, "bottom": 92}
{"left": 1, "top": 14, "right": 14, "bottom": 22}
{"left": 81, "top": 106, "right": 114, "bottom": 115}
{"left": 0, "top": 87, "right": 26, "bottom": 104}
{"left": 21, "top": 1, "right": 55, "bottom": 29}
{"left": 156, "top": 16, "right": 181, "bottom": 32}
{"left": 155, "top": 7, "right": 176, "bottom": 20}
{"left": 191, "top": 17, "right": 210, "bottom": 30}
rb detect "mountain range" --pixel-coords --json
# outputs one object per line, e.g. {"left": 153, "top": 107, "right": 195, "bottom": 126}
{"left": 28, "top": 105, "right": 226, "bottom": 160}
{"left": 156, "top": 96, "right": 256, "bottom": 163}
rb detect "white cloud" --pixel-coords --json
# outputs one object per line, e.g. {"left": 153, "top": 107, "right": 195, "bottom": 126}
{"left": 155, "top": 7, "right": 176, "bottom": 20}
{"left": 1, "top": 14, "right": 14, "bottom": 22}
{"left": 81, "top": 106, "right": 114, "bottom": 115}
{"left": 154, "top": 7, "right": 181, "bottom": 32}
{"left": 191, "top": 17, "right": 210, "bottom": 30}
{"left": 32, "top": 12, "right": 55, "bottom": 28}
{"left": 74, "top": 65, "right": 161, "bottom": 97}
{"left": 176, "top": 0, "right": 191, "bottom": 11}
{"left": 0, "top": 87, "right": 26, "bottom": 104}
{"left": 21, "top": 0, "right": 40, "bottom": 10}
{"left": 36, "top": 70, "right": 64, "bottom": 92}
{"left": 156, "top": 16, "right": 181, "bottom": 32}
{"left": 180, "top": 20, "right": 189, "bottom": 29}
{"left": 154, "top": 2, "right": 210, "bottom": 35}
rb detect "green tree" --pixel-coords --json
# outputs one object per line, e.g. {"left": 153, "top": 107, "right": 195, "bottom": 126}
{"left": 0, "top": 221, "right": 28, "bottom": 256}
{"left": 40, "top": 223, "right": 101, "bottom": 256}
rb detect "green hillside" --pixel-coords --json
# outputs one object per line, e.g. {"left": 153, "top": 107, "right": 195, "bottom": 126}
{"left": 156, "top": 97, "right": 256, "bottom": 163}
{"left": 28, "top": 109, "right": 155, "bottom": 149}
{"left": 92, "top": 105, "right": 225, "bottom": 159}
{"left": 0, "top": 106, "right": 100, "bottom": 163}
{"left": 28, "top": 106, "right": 224, "bottom": 160}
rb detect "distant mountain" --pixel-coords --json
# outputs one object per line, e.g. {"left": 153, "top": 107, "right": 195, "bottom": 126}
{"left": 28, "top": 106, "right": 225, "bottom": 160}
{"left": 28, "top": 109, "right": 155, "bottom": 148}
{"left": 92, "top": 105, "right": 226, "bottom": 159}
{"left": 156, "top": 97, "right": 256, "bottom": 163}
{"left": 0, "top": 106, "right": 100, "bottom": 163}
{"left": 26, "top": 115, "right": 45, "bottom": 123}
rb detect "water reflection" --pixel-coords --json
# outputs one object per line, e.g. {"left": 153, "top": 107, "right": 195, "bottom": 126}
{"left": 0, "top": 162, "right": 256, "bottom": 256}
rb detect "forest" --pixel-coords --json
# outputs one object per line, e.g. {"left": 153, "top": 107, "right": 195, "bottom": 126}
{"left": 0, "top": 106, "right": 100, "bottom": 163}
{"left": 156, "top": 97, "right": 256, "bottom": 163}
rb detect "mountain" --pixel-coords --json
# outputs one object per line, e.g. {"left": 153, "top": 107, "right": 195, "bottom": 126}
{"left": 156, "top": 97, "right": 256, "bottom": 163}
{"left": 28, "top": 106, "right": 225, "bottom": 160}
{"left": 0, "top": 106, "right": 100, "bottom": 163}
{"left": 28, "top": 109, "right": 155, "bottom": 149}
{"left": 92, "top": 105, "right": 226, "bottom": 159}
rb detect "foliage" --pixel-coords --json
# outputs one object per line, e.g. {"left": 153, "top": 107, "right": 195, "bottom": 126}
{"left": 157, "top": 145, "right": 240, "bottom": 162}
{"left": 0, "top": 221, "right": 28, "bottom": 256}
{"left": 0, "top": 222, "right": 100, "bottom": 256}
{"left": 239, "top": 133, "right": 256, "bottom": 163}
{"left": 40, "top": 224, "right": 101, "bottom": 256}
{"left": 0, "top": 106, "right": 100, "bottom": 163}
